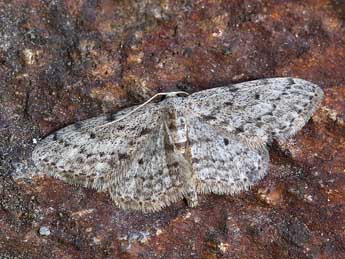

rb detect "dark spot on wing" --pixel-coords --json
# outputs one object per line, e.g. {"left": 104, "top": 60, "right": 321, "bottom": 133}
{"left": 202, "top": 115, "right": 217, "bottom": 121}
{"left": 140, "top": 128, "right": 152, "bottom": 136}
{"left": 76, "top": 157, "right": 84, "bottom": 163}
{"left": 90, "top": 132, "right": 96, "bottom": 139}
{"left": 86, "top": 154, "right": 93, "bottom": 158}
{"left": 281, "top": 92, "right": 288, "bottom": 96}
{"left": 261, "top": 79, "right": 270, "bottom": 85}
{"left": 255, "top": 93, "right": 260, "bottom": 99}
{"left": 138, "top": 158, "right": 143, "bottom": 165}
{"left": 235, "top": 127, "right": 244, "bottom": 133}
{"left": 228, "top": 87, "right": 239, "bottom": 92}
{"left": 270, "top": 96, "right": 281, "bottom": 102}
{"left": 287, "top": 78, "right": 295, "bottom": 85}
{"left": 224, "top": 101, "right": 233, "bottom": 106}
{"left": 256, "top": 122, "right": 263, "bottom": 127}
{"left": 53, "top": 133, "right": 58, "bottom": 141}
{"left": 119, "top": 153, "right": 129, "bottom": 160}
{"left": 106, "top": 113, "right": 117, "bottom": 122}
{"left": 297, "top": 109, "right": 303, "bottom": 114}
{"left": 179, "top": 118, "right": 185, "bottom": 124}
{"left": 99, "top": 152, "right": 105, "bottom": 157}
{"left": 223, "top": 138, "right": 229, "bottom": 145}
{"left": 74, "top": 121, "right": 82, "bottom": 130}
{"left": 169, "top": 161, "right": 179, "bottom": 168}
{"left": 168, "top": 122, "right": 177, "bottom": 131}
{"left": 192, "top": 157, "right": 200, "bottom": 164}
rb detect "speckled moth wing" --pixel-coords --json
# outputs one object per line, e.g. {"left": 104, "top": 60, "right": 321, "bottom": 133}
{"left": 185, "top": 116, "right": 269, "bottom": 195}
{"left": 32, "top": 103, "right": 164, "bottom": 191}
{"left": 32, "top": 77, "right": 324, "bottom": 213}
{"left": 183, "top": 77, "right": 324, "bottom": 147}
{"left": 108, "top": 120, "right": 195, "bottom": 213}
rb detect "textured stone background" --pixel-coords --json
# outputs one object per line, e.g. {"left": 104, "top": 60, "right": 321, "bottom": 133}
{"left": 1, "top": 0, "right": 345, "bottom": 258}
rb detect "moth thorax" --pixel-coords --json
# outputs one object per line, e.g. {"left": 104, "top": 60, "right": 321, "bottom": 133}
{"left": 168, "top": 114, "right": 188, "bottom": 154}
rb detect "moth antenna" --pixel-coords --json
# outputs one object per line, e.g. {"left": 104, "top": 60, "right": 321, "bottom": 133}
{"left": 96, "top": 91, "right": 189, "bottom": 129}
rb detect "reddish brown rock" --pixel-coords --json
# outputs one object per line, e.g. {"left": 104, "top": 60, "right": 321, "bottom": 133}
{"left": 1, "top": 0, "right": 345, "bottom": 258}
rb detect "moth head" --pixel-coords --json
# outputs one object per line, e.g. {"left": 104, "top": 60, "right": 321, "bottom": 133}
{"left": 157, "top": 91, "right": 189, "bottom": 103}
{"left": 164, "top": 91, "right": 189, "bottom": 98}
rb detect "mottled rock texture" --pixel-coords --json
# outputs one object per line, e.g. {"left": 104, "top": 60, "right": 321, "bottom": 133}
{"left": 0, "top": 0, "right": 344, "bottom": 258}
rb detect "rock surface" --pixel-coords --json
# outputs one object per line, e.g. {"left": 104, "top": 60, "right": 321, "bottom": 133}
{"left": 0, "top": 0, "right": 344, "bottom": 258}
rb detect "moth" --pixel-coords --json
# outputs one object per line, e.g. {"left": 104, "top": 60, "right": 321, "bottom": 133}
{"left": 32, "top": 77, "right": 324, "bottom": 213}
